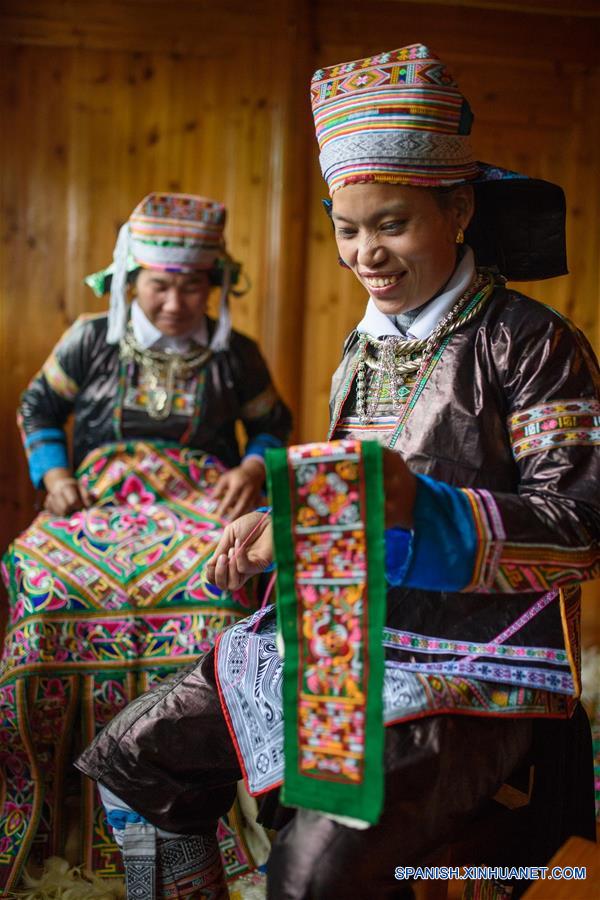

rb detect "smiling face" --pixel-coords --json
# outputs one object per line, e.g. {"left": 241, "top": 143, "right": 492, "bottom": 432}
{"left": 331, "top": 182, "right": 474, "bottom": 315}
{"left": 135, "top": 269, "right": 211, "bottom": 336}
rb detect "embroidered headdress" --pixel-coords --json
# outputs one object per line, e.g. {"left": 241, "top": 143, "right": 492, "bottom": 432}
{"left": 85, "top": 192, "right": 243, "bottom": 347}
{"left": 311, "top": 44, "right": 567, "bottom": 280}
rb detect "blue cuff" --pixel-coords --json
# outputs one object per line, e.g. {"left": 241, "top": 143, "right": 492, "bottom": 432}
{"left": 26, "top": 433, "right": 69, "bottom": 489}
{"left": 398, "top": 474, "right": 477, "bottom": 591}
{"left": 106, "top": 809, "right": 148, "bottom": 831}
{"left": 244, "top": 433, "right": 283, "bottom": 461}
{"left": 385, "top": 527, "right": 413, "bottom": 586}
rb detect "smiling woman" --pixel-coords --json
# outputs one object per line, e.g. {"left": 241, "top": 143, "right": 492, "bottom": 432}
{"left": 332, "top": 182, "right": 474, "bottom": 313}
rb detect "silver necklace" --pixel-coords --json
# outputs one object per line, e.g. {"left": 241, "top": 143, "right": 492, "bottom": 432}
{"left": 355, "top": 272, "right": 492, "bottom": 424}
{"left": 120, "top": 327, "right": 212, "bottom": 420}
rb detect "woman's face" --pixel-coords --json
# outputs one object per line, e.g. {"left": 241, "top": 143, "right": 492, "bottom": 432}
{"left": 135, "top": 269, "right": 211, "bottom": 336}
{"left": 331, "top": 182, "right": 474, "bottom": 315}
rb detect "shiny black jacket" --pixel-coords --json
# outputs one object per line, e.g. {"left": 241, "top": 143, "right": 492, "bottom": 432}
{"left": 19, "top": 313, "right": 292, "bottom": 482}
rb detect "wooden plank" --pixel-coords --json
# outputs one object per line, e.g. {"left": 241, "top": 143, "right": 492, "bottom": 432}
{"left": 0, "top": 45, "right": 73, "bottom": 550}
{"left": 523, "top": 836, "right": 600, "bottom": 898}
{"left": 0, "top": 0, "right": 293, "bottom": 50}
{"left": 314, "top": 1, "right": 600, "bottom": 66}
{"left": 393, "top": 0, "right": 600, "bottom": 17}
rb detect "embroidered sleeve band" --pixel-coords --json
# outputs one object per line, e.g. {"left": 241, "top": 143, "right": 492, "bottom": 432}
{"left": 240, "top": 383, "right": 278, "bottom": 421}
{"left": 508, "top": 398, "right": 600, "bottom": 461}
{"left": 41, "top": 353, "right": 80, "bottom": 401}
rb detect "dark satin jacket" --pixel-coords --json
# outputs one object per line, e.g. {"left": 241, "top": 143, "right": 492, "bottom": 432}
{"left": 19, "top": 313, "right": 292, "bottom": 483}
{"left": 330, "top": 282, "right": 600, "bottom": 717}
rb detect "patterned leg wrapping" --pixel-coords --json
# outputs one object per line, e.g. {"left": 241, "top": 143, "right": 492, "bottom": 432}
{"left": 157, "top": 833, "right": 229, "bottom": 899}
{"left": 123, "top": 823, "right": 156, "bottom": 900}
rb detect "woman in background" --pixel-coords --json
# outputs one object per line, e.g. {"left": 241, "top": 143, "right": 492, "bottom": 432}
{"left": 0, "top": 192, "right": 290, "bottom": 894}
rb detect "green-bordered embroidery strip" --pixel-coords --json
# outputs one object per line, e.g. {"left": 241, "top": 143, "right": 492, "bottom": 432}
{"left": 267, "top": 440, "right": 386, "bottom": 825}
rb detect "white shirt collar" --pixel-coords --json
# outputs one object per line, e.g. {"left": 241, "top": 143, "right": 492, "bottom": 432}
{"left": 355, "top": 246, "right": 476, "bottom": 340}
{"left": 130, "top": 300, "right": 208, "bottom": 351}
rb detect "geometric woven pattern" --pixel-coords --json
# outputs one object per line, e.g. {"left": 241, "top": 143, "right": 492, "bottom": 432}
{"left": 0, "top": 440, "right": 255, "bottom": 892}
{"left": 311, "top": 43, "right": 478, "bottom": 193}
{"left": 129, "top": 193, "right": 226, "bottom": 271}
{"left": 508, "top": 398, "right": 600, "bottom": 462}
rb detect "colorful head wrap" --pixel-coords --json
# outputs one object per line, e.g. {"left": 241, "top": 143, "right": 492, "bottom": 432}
{"left": 311, "top": 44, "right": 567, "bottom": 280}
{"left": 86, "top": 192, "right": 243, "bottom": 347}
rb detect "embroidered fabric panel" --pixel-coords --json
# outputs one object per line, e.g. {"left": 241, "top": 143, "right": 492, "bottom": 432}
{"left": 156, "top": 833, "right": 227, "bottom": 898}
{"left": 0, "top": 441, "right": 256, "bottom": 891}
{"left": 216, "top": 612, "right": 570, "bottom": 799}
{"left": 268, "top": 440, "right": 386, "bottom": 824}
{"left": 334, "top": 415, "right": 397, "bottom": 446}
{"left": 508, "top": 398, "right": 600, "bottom": 461}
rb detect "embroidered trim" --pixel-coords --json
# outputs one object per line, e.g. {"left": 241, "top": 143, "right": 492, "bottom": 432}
{"left": 240, "top": 383, "right": 278, "bottom": 421}
{"left": 42, "top": 353, "right": 79, "bottom": 401}
{"left": 491, "top": 542, "right": 600, "bottom": 594}
{"left": 382, "top": 627, "right": 568, "bottom": 664}
{"left": 461, "top": 489, "right": 506, "bottom": 592}
{"left": 385, "top": 658, "right": 574, "bottom": 693}
{"left": 508, "top": 398, "right": 600, "bottom": 461}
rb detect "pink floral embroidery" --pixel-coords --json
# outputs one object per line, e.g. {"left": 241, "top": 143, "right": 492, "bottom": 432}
{"left": 115, "top": 475, "right": 155, "bottom": 507}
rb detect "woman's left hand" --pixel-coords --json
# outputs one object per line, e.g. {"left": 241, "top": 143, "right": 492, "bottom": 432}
{"left": 213, "top": 457, "right": 265, "bottom": 520}
{"left": 382, "top": 448, "right": 417, "bottom": 529}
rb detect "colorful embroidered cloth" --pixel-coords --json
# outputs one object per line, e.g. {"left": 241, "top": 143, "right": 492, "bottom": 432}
{"left": 267, "top": 440, "right": 386, "bottom": 825}
{"left": 0, "top": 440, "right": 257, "bottom": 891}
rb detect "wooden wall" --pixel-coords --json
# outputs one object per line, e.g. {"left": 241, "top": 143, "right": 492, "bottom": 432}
{"left": 1, "top": 0, "right": 599, "bottom": 631}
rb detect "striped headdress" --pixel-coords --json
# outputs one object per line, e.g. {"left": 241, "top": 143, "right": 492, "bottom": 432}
{"left": 88, "top": 193, "right": 240, "bottom": 347}
{"left": 128, "top": 193, "right": 226, "bottom": 272}
{"left": 311, "top": 44, "right": 478, "bottom": 195}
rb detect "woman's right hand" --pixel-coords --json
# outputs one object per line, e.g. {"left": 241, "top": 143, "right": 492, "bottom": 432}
{"left": 43, "top": 467, "right": 91, "bottom": 516}
{"left": 205, "top": 511, "right": 273, "bottom": 591}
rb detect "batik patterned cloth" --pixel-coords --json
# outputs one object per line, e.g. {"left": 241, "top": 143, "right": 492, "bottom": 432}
{"left": 0, "top": 441, "right": 257, "bottom": 892}
{"left": 267, "top": 440, "right": 386, "bottom": 824}
{"left": 216, "top": 607, "right": 575, "bottom": 803}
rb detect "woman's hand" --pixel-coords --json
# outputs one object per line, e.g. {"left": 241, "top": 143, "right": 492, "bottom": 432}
{"left": 213, "top": 457, "right": 265, "bottom": 520}
{"left": 382, "top": 449, "right": 417, "bottom": 529}
{"left": 43, "top": 467, "right": 91, "bottom": 516}
{"left": 206, "top": 510, "right": 273, "bottom": 590}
